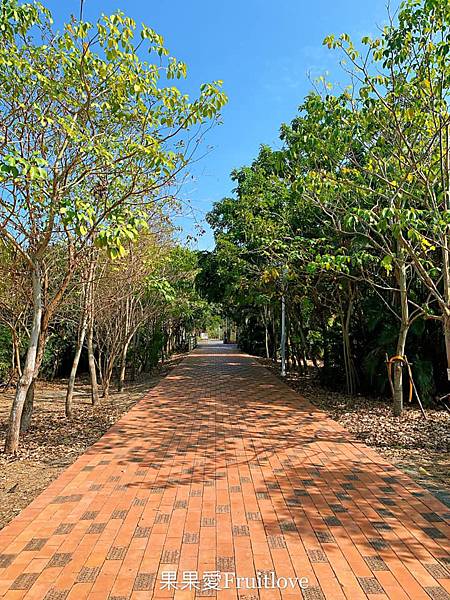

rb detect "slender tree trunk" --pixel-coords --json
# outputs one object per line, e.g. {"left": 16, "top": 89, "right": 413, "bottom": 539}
{"left": 20, "top": 380, "right": 35, "bottom": 432}
{"left": 65, "top": 314, "right": 89, "bottom": 417}
{"left": 87, "top": 315, "right": 99, "bottom": 405}
{"left": 262, "top": 305, "right": 270, "bottom": 359}
{"left": 441, "top": 122, "right": 450, "bottom": 383}
{"left": 340, "top": 284, "right": 357, "bottom": 395}
{"left": 12, "top": 328, "right": 21, "bottom": 378}
{"left": 118, "top": 338, "right": 131, "bottom": 392}
{"left": 393, "top": 256, "right": 409, "bottom": 416}
{"left": 444, "top": 312, "right": 450, "bottom": 383}
{"left": 65, "top": 257, "right": 95, "bottom": 416}
{"left": 5, "top": 263, "right": 42, "bottom": 454}
{"left": 272, "top": 309, "right": 278, "bottom": 361}
{"left": 102, "top": 359, "right": 114, "bottom": 400}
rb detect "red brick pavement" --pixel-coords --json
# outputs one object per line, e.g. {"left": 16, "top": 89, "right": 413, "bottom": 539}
{"left": 0, "top": 342, "right": 449, "bottom": 599}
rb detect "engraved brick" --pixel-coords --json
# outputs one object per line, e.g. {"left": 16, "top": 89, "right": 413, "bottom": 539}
{"left": 423, "top": 527, "right": 446, "bottom": 540}
{"left": 47, "top": 553, "right": 72, "bottom": 568}
{"left": 336, "top": 492, "right": 350, "bottom": 500}
{"left": 330, "top": 504, "right": 348, "bottom": 513}
{"left": 202, "top": 517, "right": 216, "bottom": 527}
{"left": 87, "top": 522, "right": 106, "bottom": 534}
{"left": 267, "top": 482, "right": 280, "bottom": 490}
{"left": 183, "top": 532, "right": 199, "bottom": 544}
{"left": 89, "top": 484, "right": 103, "bottom": 491}
{"left": 246, "top": 511, "right": 261, "bottom": 521}
{"left": 0, "top": 554, "right": 16, "bottom": 567}
{"left": 380, "top": 497, "right": 396, "bottom": 506}
{"left": 54, "top": 523, "right": 75, "bottom": 535}
{"left": 424, "top": 563, "right": 450, "bottom": 579}
{"left": 11, "top": 572, "right": 39, "bottom": 590}
{"left": 155, "top": 513, "right": 170, "bottom": 524}
{"left": 232, "top": 525, "right": 250, "bottom": 536}
{"left": 229, "top": 485, "right": 241, "bottom": 493}
{"left": 376, "top": 508, "right": 394, "bottom": 518}
{"left": 111, "top": 509, "right": 128, "bottom": 519}
{"left": 133, "top": 497, "right": 147, "bottom": 507}
{"left": 134, "top": 526, "right": 150, "bottom": 538}
{"left": 161, "top": 549, "right": 180, "bottom": 564}
{"left": 217, "top": 556, "right": 235, "bottom": 570}
{"left": 302, "top": 479, "right": 314, "bottom": 487}
{"left": 107, "top": 546, "right": 127, "bottom": 560}
{"left": 302, "top": 586, "right": 325, "bottom": 599}
{"left": 280, "top": 520, "right": 297, "bottom": 532}
{"left": 43, "top": 590, "right": 69, "bottom": 600}
{"left": 316, "top": 531, "right": 335, "bottom": 543}
{"left": 357, "top": 576, "right": 384, "bottom": 594}
{"left": 307, "top": 549, "right": 328, "bottom": 563}
{"left": 324, "top": 516, "right": 342, "bottom": 527}
{"left": 363, "top": 555, "right": 389, "bottom": 571}
{"left": 24, "top": 538, "right": 47, "bottom": 551}
{"left": 267, "top": 535, "right": 286, "bottom": 549}
{"left": 53, "top": 494, "right": 82, "bottom": 503}
{"left": 382, "top": 476, "right": 397, "bottom": 483}
{"left": 423, "top": 512, "right": 444, "bottom": 523}
{"left": 81, "top": 511, "right": 98, "bottom": 520}
{"left": 133, "top": 572, "right": 156, "bottom": 591}
{"left": 371, "top": 521, "right": 392, "bottom": 531}
{"left": 174, "top": 500, "right": 187, "bottom": 509}
{"left": 77, "top": 566, "right": 100, "bottom": 583}
{"left": 368, "top": 538, "right": 389, "bottom": 550}
{"left": 424, "top": 587, "right": 450, "bottom": 600}
{"left": 217, "top": 505, "right": 230, "bottom": 513}
{"left": 256, "top": 491, "right": 270, "bottom": 500}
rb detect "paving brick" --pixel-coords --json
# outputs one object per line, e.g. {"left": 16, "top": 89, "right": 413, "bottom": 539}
{"left": 0, "top": 343, "right": 448, "bottom": 600}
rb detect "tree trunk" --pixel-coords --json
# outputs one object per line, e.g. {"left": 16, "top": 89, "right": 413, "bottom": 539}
{"left": 102, "top": 358, "right": 115, "bottom": 400}
{"left": 12, "top": 328, "right": 22, "bottom": 378}
{"left": 20, "top": 380, "right": 35, "bottom": 432}
{"left": 66, "top": 255, "right": 96, "bottom": 416}
{"left": 65, "top": 315, "right": 89, "bottom": 417}
{"left": 87, "top": 316, "right": 99, "bottom": 405}
{"left": 118, "top": 339, "right": 131, "bottom": 392}
{"left": 340, "top": 284, "right": 357, "bottom": 396}
{"left": 263, "top": 305, "right": 270, "bottom": 358}
{"left": 444, "top": 312, "right": 450, "bottom": 383}
{"left": 393, "top": 256, "right": 409, "bottom": 416}
{"left": 5, "top": 263, "right": 42, "bottom": 454}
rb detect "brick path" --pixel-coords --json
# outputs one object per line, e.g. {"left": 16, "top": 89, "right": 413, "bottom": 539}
{"left": 0, "top": 343, "right": 449, "bottom": 600}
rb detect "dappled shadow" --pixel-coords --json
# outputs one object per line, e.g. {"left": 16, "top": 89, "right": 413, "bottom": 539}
{"left": 80, "top": 343, "right": 449, "bottom": 572}
{"left": 1, "top": 342, "right": 449, "bottom": 600}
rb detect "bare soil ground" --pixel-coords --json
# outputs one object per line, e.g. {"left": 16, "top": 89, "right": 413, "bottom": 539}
{"left": 259, "top": 358, "right": 450, "bottom": 505}
{"left": 0, "top": 355, "right": 185, "bottom": 531}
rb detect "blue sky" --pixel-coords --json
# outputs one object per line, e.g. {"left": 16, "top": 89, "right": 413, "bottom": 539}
{"left": 45, "top": 0, "right": 395, "bottom": 249}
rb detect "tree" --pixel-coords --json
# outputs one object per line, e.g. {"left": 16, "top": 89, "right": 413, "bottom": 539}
{"left": 0, "top": 0, "right": 227, "bottom": 453}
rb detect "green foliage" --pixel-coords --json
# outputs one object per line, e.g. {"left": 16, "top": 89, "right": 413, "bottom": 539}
{"left": 200, "top": 0, "right": 450, "bottom": 405}
{"left": 0, "top": 325, "right": 11, "bottom": 382}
